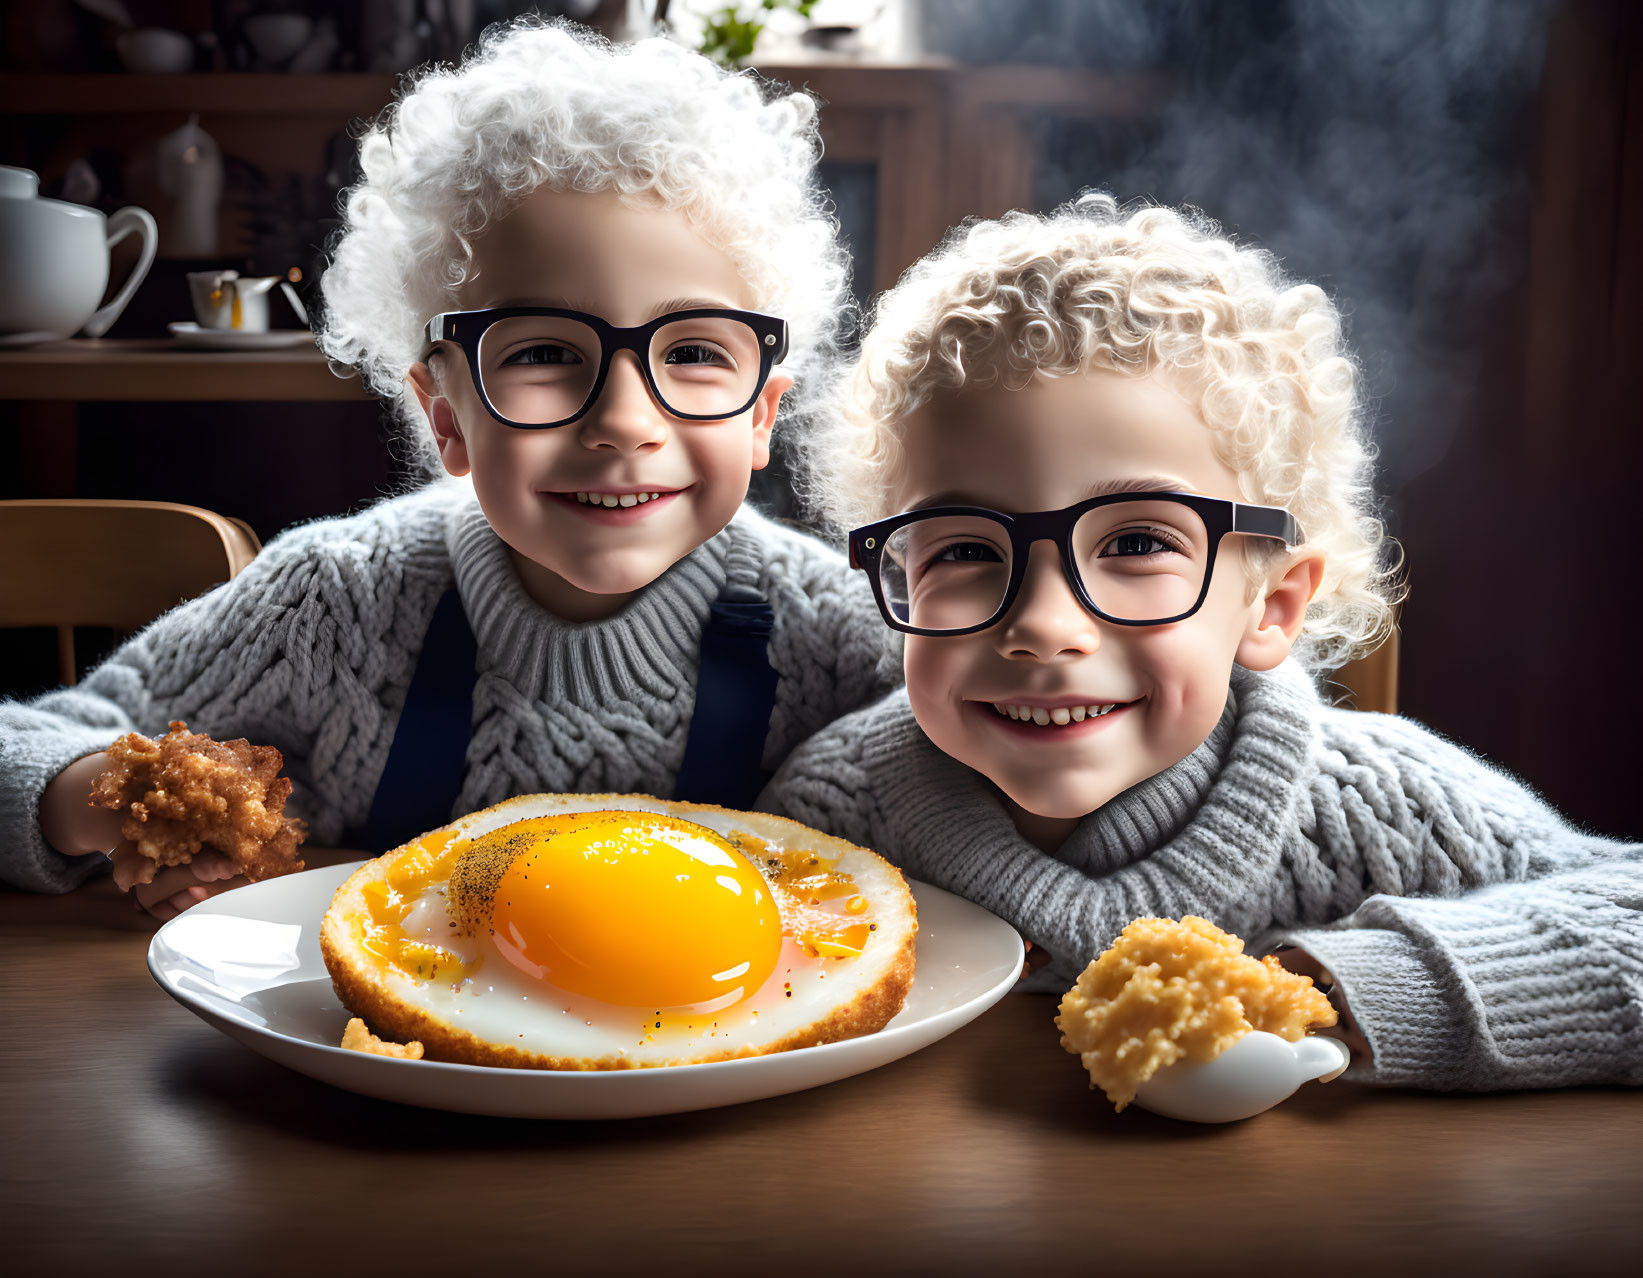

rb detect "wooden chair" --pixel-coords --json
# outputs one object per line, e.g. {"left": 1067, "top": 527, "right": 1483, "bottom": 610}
{"left": 1326, "top": 624, "right": 1400, "bottom": 714}
{"left": 0, "top": 499, "right": 262, "bottom": 686}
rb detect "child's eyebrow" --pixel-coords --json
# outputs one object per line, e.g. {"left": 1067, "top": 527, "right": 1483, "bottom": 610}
{"left": 908, "top": 476, "right": 1194, "bottom": 513}
{"left": 479, "top": 295, "right": 591, "bottom": 311}
{"left": 1082, "top": 475, "right": 1195, "bottom": 499}
{"left": 472, "top": 296, "right": 741, "bottom": 318}
{"left": 649, "top": 296, "right": 742, "bottom": 317}
{"left": 908, "top": 490, "right": 991, "bottom": 511}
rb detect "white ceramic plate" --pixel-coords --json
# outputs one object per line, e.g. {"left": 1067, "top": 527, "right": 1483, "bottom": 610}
{"left": 148, "top": 862, "right": 1023, "bottom": 1118}
{"left": 167, "top": 322, "right": 315, "bottom": 350}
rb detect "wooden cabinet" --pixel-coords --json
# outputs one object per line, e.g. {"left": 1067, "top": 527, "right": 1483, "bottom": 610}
{"left": 1, "top": 63, "right": 1170, "bottom": 300}
{"left": 0, "top": 64, "right": 1171, "bottom": 498}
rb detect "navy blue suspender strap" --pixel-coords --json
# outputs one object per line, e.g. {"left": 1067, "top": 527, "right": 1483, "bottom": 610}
{"left": 353, "top": 585, "right": 478, "bottom": 853}
{"left": 354, "top": 579, "right": 780, "bottom": 851}
{"left": 670, "top": 583, "right": 780, "bottom": 810}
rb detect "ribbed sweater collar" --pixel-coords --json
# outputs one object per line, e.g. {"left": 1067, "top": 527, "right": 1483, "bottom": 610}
{"left": 1050, "top": 690, "right": 1238, "bottom": 876}
{"left": 864, "top": 659, "right": 1322, "bottom": 973}
{"left": 441, "top": 485, "right": 756, "bottom": 703}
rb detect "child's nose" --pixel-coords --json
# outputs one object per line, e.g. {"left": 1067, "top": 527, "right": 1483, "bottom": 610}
{"left": 577, "top": 350, "right": 668, "bottom": 453}
{"left": 993, "top": 541, "right": 1101, "bottom": 661}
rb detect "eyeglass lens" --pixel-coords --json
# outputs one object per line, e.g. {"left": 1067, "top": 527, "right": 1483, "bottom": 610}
{"left": 878, "top": 500, "right": 1215, "bottom": 630}
{"left": 477, "top": 314, "right": 767, "bottom": 424}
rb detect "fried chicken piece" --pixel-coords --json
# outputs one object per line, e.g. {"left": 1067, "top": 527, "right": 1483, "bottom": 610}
{"left": 1057, "top": 915, "right": 1337, "bottom": 1111}
{"left": 340, "top": 1017, "right": 424, "bottom": 1060}
{"left": 90, "top": 721, "right": 307, "bottom": 888}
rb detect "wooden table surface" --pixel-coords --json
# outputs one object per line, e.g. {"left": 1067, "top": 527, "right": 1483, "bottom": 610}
{"left": 4, "top": 875, "right": 1641, "bottom": 1277}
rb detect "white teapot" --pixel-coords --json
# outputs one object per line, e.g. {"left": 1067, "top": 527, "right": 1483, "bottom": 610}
{"left": 0, "top": 165, "right": 158, "bottom": 342}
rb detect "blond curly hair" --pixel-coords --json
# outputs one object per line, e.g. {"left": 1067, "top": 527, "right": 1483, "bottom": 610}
{"left": 316, "top": 17, "right": 850, "bottom": 478}
{"left": 801, "top": 193, "right": 1405, "bottom": 674}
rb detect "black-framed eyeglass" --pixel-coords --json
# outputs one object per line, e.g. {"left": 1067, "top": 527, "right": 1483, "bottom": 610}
{"left": 848, "top": 492, "right": 1304, "bottom": 635}
{"left": 424, "top": 306, "right": 790, "bottom": 429}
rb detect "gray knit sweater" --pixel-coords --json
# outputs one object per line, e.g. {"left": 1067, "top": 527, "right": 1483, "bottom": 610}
{"left": 758, "top": 661, "right": 1643, "bottom": 1091}
{"left": 0, "top": 480, "right": 896, "bottom": 893}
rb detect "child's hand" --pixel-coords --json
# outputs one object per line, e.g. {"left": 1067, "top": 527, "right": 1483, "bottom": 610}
{"left": 120, "top": 849, "right": 248, "bottom": 922}
{"left": 1270, "top": 945, "right": 1372, "bottom": 1066}
{"left": 42, "top": 752, "right": 250, "bottom": 921}
{"left": 40, "top": 751, "right": 124, "bottom": 859}
{"left": 1021, "top": 939, "right": 1054, "bottom": 980}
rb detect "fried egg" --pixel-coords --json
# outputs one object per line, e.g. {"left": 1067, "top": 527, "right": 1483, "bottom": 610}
{"left": 319, "top": 794, "right": 918, "bottom": 1069}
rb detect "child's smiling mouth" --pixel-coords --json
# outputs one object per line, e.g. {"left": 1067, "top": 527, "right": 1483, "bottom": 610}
{"left": 543, "top": 487, "right": 687, "bottom": 525}
{"left": 966, "top": 697, "right": 1142, "bottom": 738}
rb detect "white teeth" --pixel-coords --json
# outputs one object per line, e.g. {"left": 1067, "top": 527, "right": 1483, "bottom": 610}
{"left": 990, "top": 701, "right": 1128, "bottom": 725}
{"left": 574, "top": 491, "right": 666, "bottom": 506}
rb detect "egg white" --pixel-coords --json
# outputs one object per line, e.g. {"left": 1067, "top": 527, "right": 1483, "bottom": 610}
{"left": 320, "top": 793, "right": 918, "bottom": 1068}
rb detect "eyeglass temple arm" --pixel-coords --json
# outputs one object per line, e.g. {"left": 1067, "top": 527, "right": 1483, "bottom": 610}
{"left": 1232, "top": 503, "right": 1303, "bottom": 545}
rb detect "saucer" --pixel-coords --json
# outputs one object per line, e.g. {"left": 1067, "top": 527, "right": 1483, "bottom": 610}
{"left": 0, "top": 331, "right": 71, "bottom": 348}
{"left": 168, "top": 322, "right": 315, "bottom": 351}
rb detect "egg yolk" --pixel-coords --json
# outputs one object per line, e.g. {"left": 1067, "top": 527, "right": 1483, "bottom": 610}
{"left": 485, "top": 811, "right": 782, "bottom": 1009}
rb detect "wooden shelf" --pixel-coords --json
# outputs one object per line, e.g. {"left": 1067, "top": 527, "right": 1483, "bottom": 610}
{"left": 0, "top": 72, "right": 402, "bottom": 116}
{"left": 0, "top": 340, "right": 372, "bottom": 401}
{"left": 0, "top": 64, "right": 1172, "bottom": 117}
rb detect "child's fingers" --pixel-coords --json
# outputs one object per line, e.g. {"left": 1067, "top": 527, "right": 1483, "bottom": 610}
{"left": 132, "top": 865, "right": 247, "bottom": 917}
{"left": 189, "top": 851, "right": 238, "bottom": 882}
{"left": 109, "top": 843, "right": 153, "bottom": 891}
{"left": 159, "top": 885, "right": 210, "bottom": 915}
{"left": 161, "top": 877, "right": 249, "bottom": 918}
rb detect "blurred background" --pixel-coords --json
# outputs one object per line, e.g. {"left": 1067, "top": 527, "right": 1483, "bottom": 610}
{"left": 2, "top": 0, "right": 1638, "bottom": 837}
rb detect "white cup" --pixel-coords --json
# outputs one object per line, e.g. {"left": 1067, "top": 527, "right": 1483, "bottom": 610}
{"left": 187, "top": 270, "right": 306, "bottom": 332}
{"left": 115, "top": 28, "right": 197, "bottom": 74}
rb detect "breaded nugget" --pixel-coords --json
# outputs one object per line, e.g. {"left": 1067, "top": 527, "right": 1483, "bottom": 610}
{"left": 90, "top": 721, "right": 307, "bottom": 886}
{"left": 340, "top": 1017, "right": 424, "bottom": 1060}
{"left": 1057, "top": 915, "right": 1337, "bottom": 1111}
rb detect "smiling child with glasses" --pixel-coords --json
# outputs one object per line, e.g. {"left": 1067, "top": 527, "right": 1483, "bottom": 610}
{"left": 760, "top": 193, "right": 1643, "bottom": 1093}
{"left": 6, "top": 19, "right": 896, "bottom": 915}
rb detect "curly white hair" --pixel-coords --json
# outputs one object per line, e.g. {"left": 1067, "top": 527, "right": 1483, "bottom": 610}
{"left": 802, "top": 192, "right": 1406, "bottom": 674}
{"left": 316, "top": 17, "right": 850, "bottom": 477}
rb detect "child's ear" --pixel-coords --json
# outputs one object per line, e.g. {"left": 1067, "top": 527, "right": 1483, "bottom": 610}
{"left": 748, "top": 373, "right": 793, "bottom": 472}
{"left": 1236, "top": 547, "right": 1326, "bottom": 671}
{"left": 407, "top": 360, "right": 470, "bottom": 478}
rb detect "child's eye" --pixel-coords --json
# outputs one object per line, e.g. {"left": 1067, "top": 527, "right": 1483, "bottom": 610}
{"left": 933, "top": 541, "right": 1005, "bottom": 565}
{"left": 502, "top": 343, "right": 582, "bottom": 367}
{"left": 1100, "top": 530, "right": 1184, "bottom": 558}
{"left": 663, "top": 342, "right": 733, "bottom": 369}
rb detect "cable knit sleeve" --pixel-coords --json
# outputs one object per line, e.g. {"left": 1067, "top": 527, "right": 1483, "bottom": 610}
{"left": 1274, "top": 851, "right": 1643, "bottom": 1090}
{"left": 0, "top": 487, "right": 456, "bottom": 892}
{"left": 1270, "top": 708, "right": 1643, "bottom": 1090}
{"left": 756, "top": 697, "right": 886, "bottom": 850}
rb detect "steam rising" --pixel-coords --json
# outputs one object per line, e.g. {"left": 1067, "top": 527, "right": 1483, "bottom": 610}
{"left": 922, "top": 0, "right": 1553, "bottom": 498}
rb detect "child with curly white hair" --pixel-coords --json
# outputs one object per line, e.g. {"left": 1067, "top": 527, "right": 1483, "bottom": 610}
{"left": 6, "top": 19, "right": 895, "bottom": 916}
{"left": 760, "top": 193, "right": 1643, "bottom": 1093}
